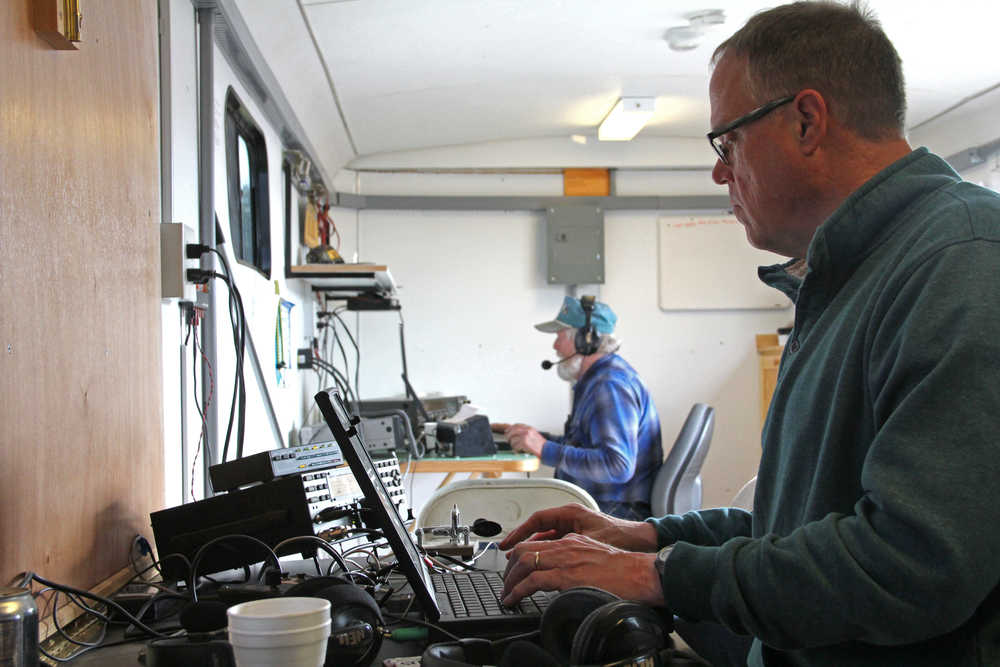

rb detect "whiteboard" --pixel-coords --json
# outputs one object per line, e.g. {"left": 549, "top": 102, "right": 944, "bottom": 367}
{"left": 658, "top": 215, "right": 793, "bottom": 310}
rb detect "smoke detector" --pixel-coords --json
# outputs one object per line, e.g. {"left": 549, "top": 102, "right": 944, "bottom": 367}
{"left": 664, "top": 26, "right": 702, "bottom": 51}
{"left": 664, "top": 9, "right": 726, "bottom": 52}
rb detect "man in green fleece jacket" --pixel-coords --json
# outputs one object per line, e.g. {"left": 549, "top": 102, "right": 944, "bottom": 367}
{"left": 499, "top": 2, "right": 1000, "bottom": 665}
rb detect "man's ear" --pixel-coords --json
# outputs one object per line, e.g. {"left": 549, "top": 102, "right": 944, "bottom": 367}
{"left": 792, "top": 89, "right": 827, "bottom": 156}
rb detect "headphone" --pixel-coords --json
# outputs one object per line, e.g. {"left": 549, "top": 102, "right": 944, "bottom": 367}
{"left": 283, "top": 576, "right": 384, "bottom": 667}
{"left": 574, "top": 295, "right": 601, "bottom": 357}
{"left": 422, "top": 587, "right": 673, "bottom": 667}
{"left": 162, "top": 575, "right": 383, "bottom": 667}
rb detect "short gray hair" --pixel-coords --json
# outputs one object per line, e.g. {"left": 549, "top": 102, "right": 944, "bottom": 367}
{"left": 597, "top": 333, "right": 621, "bottom": 356}
{"left": 712, "top": 1, "right": 906, "bottom": 140}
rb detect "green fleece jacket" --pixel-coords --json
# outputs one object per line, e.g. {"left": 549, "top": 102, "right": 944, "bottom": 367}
{"left": 649, "top": 148, "right": 1000, "bottom": 665}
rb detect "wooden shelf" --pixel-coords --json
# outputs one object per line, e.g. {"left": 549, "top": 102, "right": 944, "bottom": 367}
{"left": 288, "top": 263, "right": 396, "bottom": 295}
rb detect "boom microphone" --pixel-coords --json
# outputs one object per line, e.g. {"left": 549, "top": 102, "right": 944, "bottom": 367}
{"left": 540, "top": 355, "right": 577, "bottom": 370}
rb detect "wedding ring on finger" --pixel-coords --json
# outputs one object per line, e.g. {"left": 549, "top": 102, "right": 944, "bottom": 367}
{"left": 534, "top": 551, "right": 541, "bottom": 570}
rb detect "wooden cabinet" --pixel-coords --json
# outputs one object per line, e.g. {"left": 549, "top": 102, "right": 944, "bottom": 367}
{"left": 756, "top": 334, "right": 784, "bottom": 427}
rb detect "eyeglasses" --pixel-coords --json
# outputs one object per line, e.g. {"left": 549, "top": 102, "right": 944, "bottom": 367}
{"left": 707, "top": 94, "right": 796, "bottom": 165}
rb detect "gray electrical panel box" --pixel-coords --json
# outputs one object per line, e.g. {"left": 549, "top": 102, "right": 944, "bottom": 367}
{"left": 546, "top": 206, "right": 605, "bottom": 284}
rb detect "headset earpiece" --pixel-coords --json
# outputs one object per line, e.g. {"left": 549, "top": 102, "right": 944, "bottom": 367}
{"left": 540, "top": 586, "right": 618, "bottom": 664}
{"left": 542, "top": 587, "right": 671, "bottom": 666}
{"left": 422, "top": 638, "right": 500, "bottom": 667}
{"left": 574, "top": 295, "right": 600, "bottom": 356}
{"left": 570, "top": 599, "right": 670, "bottom": 666}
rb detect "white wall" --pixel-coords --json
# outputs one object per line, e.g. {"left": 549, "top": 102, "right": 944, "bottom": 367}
{"left": 356, "top": 209, "right": 565, "bottom": 421}
{"left": 160, "top": 0, "right": 321, "bottom": 505}
{"left": 959, "top": 151, "right": 1000, "bottom": 193}
{"left": 352, "top": 202, "right": 790, "bottom": 511}
{"left": 908, "top": 85, "right": 1000, "bottom": 161}
{"left": 297, "top": 204, "right": 361, "bottom": 426}
{"left": 211, "top": 50, "right": 316, "bottom": 459}
{"left": 353, "top": 208, "right": 572, "bottom": 511}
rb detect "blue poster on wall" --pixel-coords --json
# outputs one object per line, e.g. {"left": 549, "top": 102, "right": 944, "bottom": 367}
{"left": 275, "top": 298, "right": 295, "bottom": 387}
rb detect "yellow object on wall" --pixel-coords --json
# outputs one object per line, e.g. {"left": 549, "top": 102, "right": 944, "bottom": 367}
{"left": 756, "top": 333, "right": 784, "bottom": 428}
{"left": 563, "top": 168, "right": 610, "bottom": 196}
{"left": 303, "top": 201, "right": 320, "bottom": 248}
{"left": 33, "top": 0, "right": 82, "bottom": 50}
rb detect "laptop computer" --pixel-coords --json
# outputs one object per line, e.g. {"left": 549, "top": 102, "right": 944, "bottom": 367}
{"left": 314, "top": 389, "right": 553, "bottom": 637}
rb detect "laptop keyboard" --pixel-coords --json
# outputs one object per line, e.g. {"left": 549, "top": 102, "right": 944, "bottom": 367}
{"left": 431, "top": 570, "right": 551, "bottom": 618}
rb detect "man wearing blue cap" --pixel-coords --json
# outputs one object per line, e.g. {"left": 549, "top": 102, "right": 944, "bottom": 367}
{"left": 494, "top": 295, "right": 663, "bottom": 520}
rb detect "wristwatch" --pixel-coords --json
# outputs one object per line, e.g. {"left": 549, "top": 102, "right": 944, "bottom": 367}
{"left": 654, "top": 545, "right": 674, "bottom": 579}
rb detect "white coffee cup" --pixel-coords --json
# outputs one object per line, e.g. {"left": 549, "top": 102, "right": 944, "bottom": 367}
{"left": 227, "top": 597, "right": 331, "bottom": 667}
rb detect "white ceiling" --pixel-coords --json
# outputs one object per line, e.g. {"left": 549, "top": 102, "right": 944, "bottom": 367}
{"left": 235, "top": 0, "right": 1000, "bottom": 174}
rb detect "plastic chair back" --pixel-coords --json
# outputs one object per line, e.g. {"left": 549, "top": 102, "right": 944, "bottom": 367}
{"left": 416, "top": 478, "right": 600, "bottom": 542}
{"left": 650, "top": 404, "right": 714, "bottom": 516}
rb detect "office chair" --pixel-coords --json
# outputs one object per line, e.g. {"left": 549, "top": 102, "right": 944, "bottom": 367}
{"left": 416, "top": 478, "right": 600, "bottom": 542}
{"left": 650, "top": 404, "right": 714, "bottom": 516}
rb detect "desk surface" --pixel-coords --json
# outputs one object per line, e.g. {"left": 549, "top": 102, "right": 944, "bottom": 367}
{"left": 398, "top": 451, "right": 539, "bottom": 474}
{"left": 397, "top": 451, "right": 540, "bottom": 489}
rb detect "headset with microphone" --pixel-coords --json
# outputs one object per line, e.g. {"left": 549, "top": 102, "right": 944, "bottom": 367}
{"left": 541, "top": 296, "right": 601, "bottom": 370}
{"left": 540, "top": 356, "right": 576, "bottom": 371}
{"left": 574, "top": 295, "right": 601, "bottom": 356}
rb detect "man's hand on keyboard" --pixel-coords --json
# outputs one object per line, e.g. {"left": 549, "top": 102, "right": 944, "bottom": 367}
{"left": 499, "top": 533, "right": 664, "bottom": 607}
{"left": 504, "top": 423, "right": 545, "bottom": 456}
{"left": 498, "top": 503, "right": 658, "bottom": 553}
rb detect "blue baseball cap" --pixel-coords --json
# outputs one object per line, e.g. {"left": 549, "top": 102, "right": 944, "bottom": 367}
{"left": 534, "top": 296, "right": 617, "bottom": 335}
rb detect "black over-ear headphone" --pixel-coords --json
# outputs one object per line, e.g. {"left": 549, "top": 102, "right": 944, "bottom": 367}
{"left": 574, "top": 295, "right": 601, "bottom": 357}
{"left": 283, "top": 575, "right": 384, "bottom": 667}
{"left": 422, "top": 587, "right": 673, "bottom": 667}
{"left": 163, "top": 575, "right": 383, "bottom": 667}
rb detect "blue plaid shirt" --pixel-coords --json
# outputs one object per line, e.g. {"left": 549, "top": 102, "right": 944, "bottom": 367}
{"left": 540, "top": 354, "right": 662, "bottom": 514}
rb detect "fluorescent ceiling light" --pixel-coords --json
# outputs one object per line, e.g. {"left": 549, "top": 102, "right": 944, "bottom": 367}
{"left": 598, "top": 97, "right": 655, "bottom": 141}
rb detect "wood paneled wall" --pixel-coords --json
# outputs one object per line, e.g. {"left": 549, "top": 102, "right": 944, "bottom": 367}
{"left": 0, "top": 0, "right": 163, "bottom": 588}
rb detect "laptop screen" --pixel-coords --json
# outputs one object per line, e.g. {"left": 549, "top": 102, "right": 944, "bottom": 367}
{"left": 314, "top": 389, "right": 442, "bottom": 620}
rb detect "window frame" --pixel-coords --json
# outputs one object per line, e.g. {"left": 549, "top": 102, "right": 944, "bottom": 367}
{"left": 224, "top": 87, "right": 271, "bottom": 278}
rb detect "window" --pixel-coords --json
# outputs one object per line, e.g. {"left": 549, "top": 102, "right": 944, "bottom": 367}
{"left": 224, "top": 87, "right": 270, "bottom": 277}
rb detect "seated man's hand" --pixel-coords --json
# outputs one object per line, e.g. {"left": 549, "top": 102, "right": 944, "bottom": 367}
{"left": 490, "top": 422, "right": 511, "bottom": 434}
{"left": 500, "top": 533, "right": 664, "bottom": 607}
{"left": 499, "top": 503, "right": 658, "bottom": 552}
{"left": 505, "top": 423, "right": 546, "bottom": 457}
